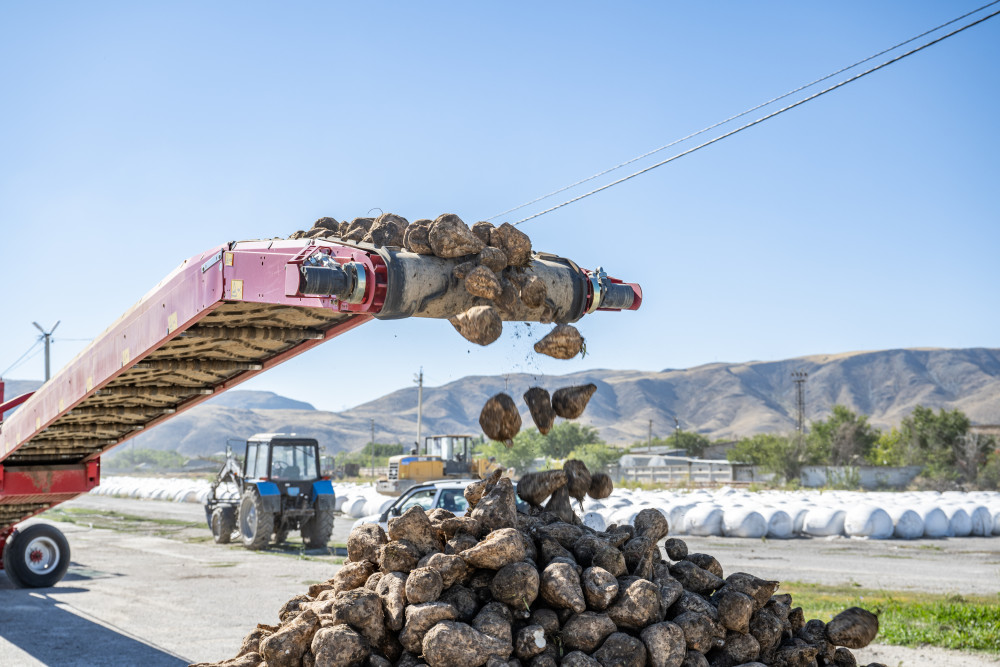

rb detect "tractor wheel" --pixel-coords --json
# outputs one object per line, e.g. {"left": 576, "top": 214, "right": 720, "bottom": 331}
{"left": 2, "top": 523, "right": 71, "bottom": 588}
{"left": 239, "top": 492, "right": 274, "bottom": 551}
{"left": 211, "top": 507, "right": 236, "bottom": 544}
{"left": 301, "top": 509, "right": 335, "bottom": 549}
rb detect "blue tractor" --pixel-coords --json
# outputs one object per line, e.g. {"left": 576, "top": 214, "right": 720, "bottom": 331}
{"left": 204, "top": 433, "right": 336, "bottom": 550}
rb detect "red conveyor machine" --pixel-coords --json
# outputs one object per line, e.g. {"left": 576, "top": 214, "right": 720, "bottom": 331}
{"left": 0, "top": 237, "right": 641, "bottom": 586}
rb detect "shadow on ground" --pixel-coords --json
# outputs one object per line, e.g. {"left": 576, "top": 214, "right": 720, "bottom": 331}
{"left": 0, "top": 565, "right": 188, "bottom": 667}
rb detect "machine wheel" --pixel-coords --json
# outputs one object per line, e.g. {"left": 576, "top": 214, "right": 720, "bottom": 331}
{"left": 301, "top": 509, "right": 335, "bottom": 549}
{"left": 2, "top": 523, "right": 71, "bottom": 588}
{"left": 239, "top": 491, "right": 274, "bottom": 551}
{"left": 211, "top": 507, "right": 236, "bottom": 544}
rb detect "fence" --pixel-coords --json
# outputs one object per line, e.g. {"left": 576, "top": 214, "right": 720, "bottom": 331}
{"left": 613, "top": 458, "right": 734, "bottom": 485}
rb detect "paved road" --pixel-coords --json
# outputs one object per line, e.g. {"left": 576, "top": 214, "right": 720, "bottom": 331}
{"left": 1, "top": 495, "right": 997, "bottom": 666}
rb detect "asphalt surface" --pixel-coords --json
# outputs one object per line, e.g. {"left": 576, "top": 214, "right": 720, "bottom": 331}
{"left": 1, "top": 495, "right": 997, "bottom": 666}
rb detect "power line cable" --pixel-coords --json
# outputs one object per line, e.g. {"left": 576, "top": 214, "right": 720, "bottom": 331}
{"left": 490, "top": 0, "right": 1000, "bottom": 222}
{"left": 513, "top": 6, "right": 1000, "bottom": 225}
{"left": 1, "top": 341, "right": 42, "bottom": 377}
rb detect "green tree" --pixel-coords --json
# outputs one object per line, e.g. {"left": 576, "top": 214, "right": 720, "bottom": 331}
{"left": 900, "top": 406, "right": 973, "bottom": 482}
{"left": 808, "top": 405, "right": 880, "bottom": 465}
{"left": 481, "top": 429, "right": 541, "bottom": 473}
{"left": 538, "top": 422, "right": 604, "bottom": 459}
{"left": 727, "top": 433, "right": 824, "bottom": 483}
{"left": 868, "top": 427, "right": 906, "bottom": 466}
{"left": 567, "top": 442, "right": 622, "bottom": 472}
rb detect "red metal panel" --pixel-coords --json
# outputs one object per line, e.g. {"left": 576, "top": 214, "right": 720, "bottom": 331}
{"left": 0, "top": 462, "right": 100, "bottom": 504}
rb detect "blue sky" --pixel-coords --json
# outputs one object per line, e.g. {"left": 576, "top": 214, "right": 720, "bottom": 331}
{"left": 2, "top": 2, "right": 997, "bottom": 411}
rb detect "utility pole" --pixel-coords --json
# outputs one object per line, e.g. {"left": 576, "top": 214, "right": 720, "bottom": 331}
{"left": 791, "top": 371, "right": 808, "bottom": 436}
{"left": 674, "top": 417, "right": 680, "bottom": 453}
{"left": 415, "top": 368, "right": 423, "bottom": 454}
{"left": 32, "top": 321, "right": 60, "bottom": 382}
{"left": 647, "top": 420, "right": 652, "bottom": 452}
{"left": 370, "top": 418, "right": 376, "bottom": 481}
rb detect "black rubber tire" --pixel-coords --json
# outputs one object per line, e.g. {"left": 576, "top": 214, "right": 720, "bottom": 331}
{"left": 2, "top": 523, "right": 71, "bottom": 588}
{"left": 301, "top": 509, "right": 335, "bottom": 549}
{"left": 239, "top": 492, "right": 274, "bottom": 551}
{"left": 211, "top": 507, "right": 236, "bottom": 544}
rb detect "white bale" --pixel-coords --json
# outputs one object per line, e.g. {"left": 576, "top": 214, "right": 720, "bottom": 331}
{"left": 583, "top": 512, "right": 606, "bottom": 532}
{"left": 760, "top": 508, "right": 793, "bottom": 539}
{"left": 945, "top": 507, "right": 972, "bottom": 537}
{"left": 345, "top": 497, "right": 369, "bottom": 518}
{"left": 683, "top": 504, "right": 724, "bottom": 536}
{"left": 886, "top": 507, "right": 924, "bottom": 539}
{"left": 919, "top": 507, "right": 950, "bottom": 538}
{"left": 668, "top": 505, "right": 693, "bottom": 535}
{"left": 334, "top": 494, "right": 348, "bottom": 512}
{"left": 844, "top": 505, "right": 894, "bottom": 539}
{"left": 994, "top": 510, "right": 1000, "bottom": 536}
{"left": 966, "top": 505, "right": 992, "bottom": 537}
{"left": 790, "top": 507, "right": 811, "bottom": 535}
{"left": 721, "top": 508, "right": 767, "bottom": 538}
{"left": 802, "top": 507, "right": 846, "bottom": 537}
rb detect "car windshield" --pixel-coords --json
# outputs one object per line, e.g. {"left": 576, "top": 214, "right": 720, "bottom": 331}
{"left": 398, "top": 489, "right": 436, "bottom": 512}
{"left": 270, "top": 444, "right": 318, "bottom": 480}
{"left": 436, "top": 489, "right": 468, "bottom": 513}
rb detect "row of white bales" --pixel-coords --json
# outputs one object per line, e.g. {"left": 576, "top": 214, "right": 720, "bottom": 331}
{"left": 91, "top": 476, "right": 1000, "bottom": 539}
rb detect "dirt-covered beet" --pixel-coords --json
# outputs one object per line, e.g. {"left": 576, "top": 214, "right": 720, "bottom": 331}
{"left": 539, "top": 562, "right": 586, "bottom": 613}
{"left": 403, "top": 220, "right": 434, "bottom": 254}
{"left": 533, "top": 324, "right": 585, "bottom": 360}
{"left": 461, "top": 528, "right": 525, "bottom": 570}
{"left": 551, "top": 384, "right": 597, "bottom": 419}
{"left": 561, "top": 612, "right": 617, "bottom": 653}
{"left": 490, "top": 561, "right": 540, "bottom": 609}
{"left": 260, "top": 609, "right": 319, "bottom": 667}
{"left": 348, "top": 523, "right": 388, "bottom": 564}
{"left": 466, "top": 265, "right": 504, "bottom": 300}
{"left": 587, "top": 473, "right": 614, "bottom": 500}
{"left": 562, "top": 459, "right": 592, "bottom": 504}
{"left": 523, "top": 387, "right": 556, "bottom": 435}
{"left": 640, "top": 621, "right": 687, "bottom": 667}
{"left": 405, "top": 567, "right": 444, "bottom": 604}
{"left": 594, "top": 632, "right": 647, "bottom": 667}
{"left": 472, "top": 221, "right": 495, "bottom": 245}
{"left": 451, "top": 305, "right": 503, "bottom": 346}
{"left": 428, "top": 214, "right": 485, "bottom": 258}
{"left": 489, "top": 222, "right": 532, "bottom": 267}
{"left": 824, "top": 607, "right": 879, "bottom": 649}
{"left": 477, "top": 246, "right": 508, "bottom": 273}
{"left": 479, "top": 393, "right": 522, "bottom": 446}
{"left": 422, "top": 620, "right": 510, "bottom": 667}
{"left": 311, "top": 625, "right": 369, "bottom": 667}
{"left": 519, "top": 275, "right": 547, "bottom": 309}
{"left": 517, "top": 470, "right": 567, "bottom": 506}
{"left": 471, "top": 477, "right": 518, "bottom": 535}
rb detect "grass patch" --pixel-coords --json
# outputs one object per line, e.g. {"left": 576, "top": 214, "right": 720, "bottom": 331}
{"left": 45, "top": 507, "right": 204, "bottom": 537}
{"left": 781, "top": 581, "right": 1000, "bottom": 653}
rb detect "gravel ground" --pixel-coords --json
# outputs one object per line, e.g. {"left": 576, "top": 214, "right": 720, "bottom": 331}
{"left": 0, "top": 495, "right": 996, "bottom": 666}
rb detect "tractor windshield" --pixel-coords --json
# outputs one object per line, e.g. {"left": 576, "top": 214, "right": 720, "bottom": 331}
{"left": 269, "top": 443, "right": 318, "bottom": 481}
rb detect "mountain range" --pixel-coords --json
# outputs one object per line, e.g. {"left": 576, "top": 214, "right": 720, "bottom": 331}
{"left": 4, "top": 348, "right": 999, "bottom": 457}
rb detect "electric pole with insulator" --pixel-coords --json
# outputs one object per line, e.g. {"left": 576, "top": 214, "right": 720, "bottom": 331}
{"left": 791, "top": 371, "right": 808, "bottom": 442}
{"left": 415, "top": 368, "right": 423, "bottom": 453}
{"left": 370, "top": 418, "right": 376, "bottom": 481}
{"left": 33, "top": 321, "right": 60, "bottom": 382}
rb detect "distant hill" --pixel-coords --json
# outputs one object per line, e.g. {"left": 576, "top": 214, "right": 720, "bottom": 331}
{"left": 6, "top": 348, "right": 999, "bottom": 457}
{"left": 205, "top": 390, "right": 315, "bottom": 411}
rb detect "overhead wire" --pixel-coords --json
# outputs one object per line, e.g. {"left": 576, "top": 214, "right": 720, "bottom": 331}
{"left": 1, "top": 340, "right": 42, "bottom": 377}
{"left": 511, "top": 5, "right": 1000, "bottom": 225}
{"left": 487, "top": 0, "right": 1000, "bottom": 222}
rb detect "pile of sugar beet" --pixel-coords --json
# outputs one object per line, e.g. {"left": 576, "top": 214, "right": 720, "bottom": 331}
{"left": 194, "top": 463, "right": 882, "bottom": 667}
